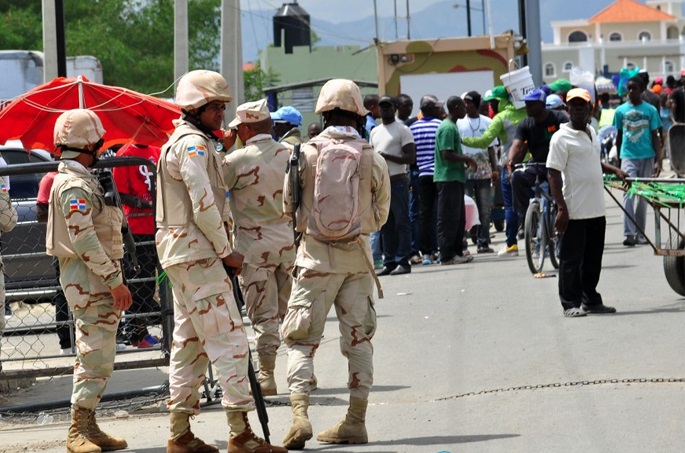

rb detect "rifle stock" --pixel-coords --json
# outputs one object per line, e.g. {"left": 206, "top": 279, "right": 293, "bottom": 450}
{"left": 288, "top": 144, "right": 301, "bottom": 241}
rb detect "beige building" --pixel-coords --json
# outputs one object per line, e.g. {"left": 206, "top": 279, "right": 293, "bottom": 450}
{"left": 542, "top": 0, "right": 685, "bottom": 83}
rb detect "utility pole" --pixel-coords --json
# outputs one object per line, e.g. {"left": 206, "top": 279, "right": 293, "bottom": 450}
{"left": 406, "top": 0, "right": 411, "bottom": 39}
{"left": 524, "top": 0, "right": 542, "bottom": 85}
{"left": 466, "top": 0, "right": 472, "bottom": 37}
{"left": 174, "top": 0, "right": 189, "bottom": 87}
{"left": 42, "top": 0, "right": 66, "bottom": 81}
{"left": 221, "top": 0, "right": 244, "bottom": 122}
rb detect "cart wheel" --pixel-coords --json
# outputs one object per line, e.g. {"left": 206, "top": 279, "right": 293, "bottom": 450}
{"left": 494, "top": 219, "right": 505, "bottom": 232}
{"left": 663, "top": 238, "right": 685, "bottom": 297}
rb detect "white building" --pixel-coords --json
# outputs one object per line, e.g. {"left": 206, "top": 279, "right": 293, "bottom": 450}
{"left": 542, "top": 0, "right": 685, "bottom": 83}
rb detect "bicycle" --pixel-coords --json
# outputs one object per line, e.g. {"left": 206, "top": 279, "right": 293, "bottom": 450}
{"left": 514, "top": 162, "right": 561, "bottom": 274}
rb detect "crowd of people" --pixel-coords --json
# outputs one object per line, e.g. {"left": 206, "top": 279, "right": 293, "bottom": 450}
{"left": 1, "top": 65, "right": 671, "bottom": 452}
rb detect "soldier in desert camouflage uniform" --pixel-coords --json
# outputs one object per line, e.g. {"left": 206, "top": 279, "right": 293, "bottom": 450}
{"left": 46, "top": 109, "right": 132, "bottom": 453}
{"left": 0, "top": 173, "right": 17, "bottom": 373}
{"left": 222, "top": 99, "right": 296, "bottom": 397}
{"left": 280, "top": 79, "right": 391, "bottom": 449}
{"left": 156, "top": 70, "right": 286, "bottom": 453}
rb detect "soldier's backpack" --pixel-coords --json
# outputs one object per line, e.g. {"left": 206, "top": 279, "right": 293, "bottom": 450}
{"left": 306, "top": 136, "right": 366, "bottom": 242}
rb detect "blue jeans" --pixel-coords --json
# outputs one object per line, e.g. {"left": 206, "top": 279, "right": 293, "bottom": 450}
{"left": 465, "top": 178, "right": 492, "bottom": 247}
{"left": 370, "top": 230, "right": 382, "bottom": 262}
{"left": 621, "top": 157, "right": 654, "bottom": 237}
{"left": 381, "top": 177, "right": 412, "bottom": 267}
{"left": 501, "top": 167, "right": 519, "bottom": 247}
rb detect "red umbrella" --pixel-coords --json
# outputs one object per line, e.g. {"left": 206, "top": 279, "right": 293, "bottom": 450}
{"left": 0, "top": 75, "right": 181, "bottom": 150}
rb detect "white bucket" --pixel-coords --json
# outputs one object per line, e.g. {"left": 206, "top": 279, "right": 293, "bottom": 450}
{"left": 500, "top": 66, "right": 535, "bottom": 109}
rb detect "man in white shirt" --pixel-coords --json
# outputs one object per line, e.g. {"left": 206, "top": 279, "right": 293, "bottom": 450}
{"left": 547, "top": 88, "right": 628, "bottom": 318}
{"left": 370, "top": 95, "right": 416, "bottom": 275}
{"left": 457, "top": 91, "right": 499, "bottom": 253}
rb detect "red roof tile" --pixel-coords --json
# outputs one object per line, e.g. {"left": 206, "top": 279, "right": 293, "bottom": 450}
{"left": 589, "top": 0, "right": 675, "bottom": 23}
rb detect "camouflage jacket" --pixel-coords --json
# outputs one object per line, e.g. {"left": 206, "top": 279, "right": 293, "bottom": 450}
{"left": 156, "top": 120, "right": 232, "bottom": 268}
{"left": 46, "top": 160, "right": 124, "bottom": 290}
{"left": 223, "top": 134, "right": 295, "bottom": 266}
{"left": 283, "top": 126, "right": 390, "bottom": 273}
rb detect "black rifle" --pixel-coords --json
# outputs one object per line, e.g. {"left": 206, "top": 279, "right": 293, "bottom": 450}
{"left": 226, "top": 269, "right": 271, "bottom": 443}
{"left": 287, "top": 143, "right": 301, "bottom": 243}
{"left": 98, "top": 170, "right": 140, "bottom": 275}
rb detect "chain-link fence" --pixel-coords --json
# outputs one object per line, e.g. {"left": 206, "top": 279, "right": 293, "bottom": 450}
{"left": 0, "top": 156, "right": 173, "bottom": 419}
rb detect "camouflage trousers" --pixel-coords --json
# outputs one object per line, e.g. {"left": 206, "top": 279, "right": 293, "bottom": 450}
{"left": 60, "top": 257, "right": 122, "bottom": 411}
{"left": 165, "top": 258, "right": 254, "bottom": 415}
{"left": 282, "top": 268, "right": 377, "bottom": 399}
{"left": 239, "top": 262, "right": 292, "bottom": 357}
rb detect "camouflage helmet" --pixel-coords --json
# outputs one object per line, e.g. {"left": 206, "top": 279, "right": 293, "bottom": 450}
{"left": 315, "top": 79, "right": 369, "bottom": 116}
{"left": 176, "top": 70, "right": 232, "bottom": 110}
{"left": 53, "top": 109, "right": 106, "bottom": 158}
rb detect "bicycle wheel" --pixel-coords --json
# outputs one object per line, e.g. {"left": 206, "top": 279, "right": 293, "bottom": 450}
{"left": 548, "top": 204, "right": 561, "bottom": 269}
{"left": 524, "top": 200, "right": 545, "bottom": 274}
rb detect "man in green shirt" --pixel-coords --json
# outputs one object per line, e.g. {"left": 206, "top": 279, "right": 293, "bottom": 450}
{"left": 435, "top": 96, "right": 477, "bottom": 265}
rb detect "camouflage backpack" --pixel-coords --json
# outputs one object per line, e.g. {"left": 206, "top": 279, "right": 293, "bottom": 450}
{"left": 306, "top": 136, "right": 366, "bottom": 242}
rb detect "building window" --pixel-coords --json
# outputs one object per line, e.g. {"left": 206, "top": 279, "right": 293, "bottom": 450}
{"left": 638, "top": 31, "right": 651, "bottom": 41}
{"left": 544, "top": 63, "right": 556, "bottom": 77}
{"left": 609, "top": 32, "right": 622, "bottom": 42}
{"left": 667, "top": 26, "right": 679, "bottom": 40}
{"left": 665, "top": 61, "right": 675, "bottom": 73}
{"left": 562, "top": 61, "right": 574, "bottom": 72}
{"left": 568, "top": 31, "right": 588, "bottom": 43}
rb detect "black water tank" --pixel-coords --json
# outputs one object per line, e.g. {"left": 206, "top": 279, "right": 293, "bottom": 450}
{"left": 273, "top": 2, "right": 311, "bottom": 54}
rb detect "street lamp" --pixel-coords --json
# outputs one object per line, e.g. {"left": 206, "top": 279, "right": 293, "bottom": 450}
{"left": 453, "top": 1, "right": 486, "bottom": 37}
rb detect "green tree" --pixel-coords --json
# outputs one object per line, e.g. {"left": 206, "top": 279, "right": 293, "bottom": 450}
{"left": 0, "top": 0, "right": 222, "bottom": 94}
{"left": 243, "top": 64, "right": 280, "bottom": 102}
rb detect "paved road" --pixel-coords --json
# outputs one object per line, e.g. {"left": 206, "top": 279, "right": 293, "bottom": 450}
{"left": 2, "top": 188, "right": 685, "bottom": 453}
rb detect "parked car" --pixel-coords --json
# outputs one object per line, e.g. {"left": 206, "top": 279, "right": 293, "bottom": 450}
{"left": 0, "top": 147, "right": 57, "bottom": 303}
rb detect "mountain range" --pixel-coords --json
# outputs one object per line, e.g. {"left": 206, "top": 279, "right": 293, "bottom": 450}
{"left": 239, "top": 0, "right": 638, "bottom": 62}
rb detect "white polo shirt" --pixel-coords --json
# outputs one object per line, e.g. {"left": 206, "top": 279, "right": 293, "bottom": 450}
{"left": 546, "top": 123, "right": 605, "bottom": 220}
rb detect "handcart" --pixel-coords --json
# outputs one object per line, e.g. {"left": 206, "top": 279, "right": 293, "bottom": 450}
{"left": 605, "top": 176, "right": 685, "bottom": 296}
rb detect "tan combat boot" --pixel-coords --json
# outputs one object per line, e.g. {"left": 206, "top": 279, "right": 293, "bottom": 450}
{"left": 86, "top": 409, "right": 128, "bottom": 451}
{"left": 226, "top": 411, "right": 287, "bottom": 453}
{"left": 167, "top": 412, "right": 219, "bottom": 453}
{"left": 282, "top": 393, "right": 312, "bottom": 450}
{"left": 316, "top": 397, "right": 368, "bottom": 444}
{"left": 257, "top": 354, "right": 277, "bottom": 396}
{"left": 66, "top": 406, "right": 101, "bottom": 453}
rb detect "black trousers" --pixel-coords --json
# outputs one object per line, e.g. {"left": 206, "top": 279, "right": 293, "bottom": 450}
{"left": 558, "top": 216, "right": 606, "bottom": 310}
{"left": 436, "top": 180, "right": 466, "bottom": 261}
{"left": 418, "top": 175, "right": 439, "bottom": 255}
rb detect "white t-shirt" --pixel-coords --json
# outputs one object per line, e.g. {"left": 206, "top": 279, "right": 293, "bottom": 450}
{"left": 546, "top": 123, "right": 605, "bottom": 219}
{"left": 457, "top": 114, "right": 496, "bottom": 180}
{"left": 370, "top": 120, "right": 414, "bottom": 177}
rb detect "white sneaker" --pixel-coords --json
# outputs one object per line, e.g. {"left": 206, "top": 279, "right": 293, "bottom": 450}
{"left": 116, "top": 343, "right": 127, "bottom": 351}
{"left": 59, "top": 348, "right": 73, "bottom": 356}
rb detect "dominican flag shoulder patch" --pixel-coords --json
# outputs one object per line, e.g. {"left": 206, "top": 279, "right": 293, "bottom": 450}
{"left": 70, "top": 198, "right": 87, "bottom": 211}
{"left": 0, "top": 183, "right": 7, "bottom": 193}
{"left": 187, "top": 144, "right": 207, "bottom": 157}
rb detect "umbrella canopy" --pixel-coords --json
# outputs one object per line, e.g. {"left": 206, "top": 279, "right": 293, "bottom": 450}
{"left": 0, "top": 75, "right": 181, "bottom": 150}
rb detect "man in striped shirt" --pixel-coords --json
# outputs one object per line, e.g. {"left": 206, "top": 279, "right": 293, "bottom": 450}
{"left": 409, "top": 95, "right": 444, "bottom": 264}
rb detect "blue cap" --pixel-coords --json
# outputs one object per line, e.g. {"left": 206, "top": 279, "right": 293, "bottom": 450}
{"left": 546, "top": 94, "right": 565, "bottom": 109}
{"left": 270, "top": 106, "right": 302, "bottom": 126}
{"left": 521, "top": 88, "right": 547, "bottom": 103}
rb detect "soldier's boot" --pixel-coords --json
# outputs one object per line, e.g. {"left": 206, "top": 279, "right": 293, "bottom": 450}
{"left": 167, "top": 412, "right": 219, "bottom": 453}
{"left": 282, "top": 393, "right": 313, "bottom": 450}
{"left": 85, "top": 409, "right": 128, "bottom": 451}
{"left": 316, "top": 397, "right": 368, "bottom": 444}
{"left": 66, "top": 406, "right": 101, "bottom": 453}
{"left": 257, "top": 353, "right": 277, "bottom": 396}
{"left": 226, "top": 411, "right": 287, "bottom": 453}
